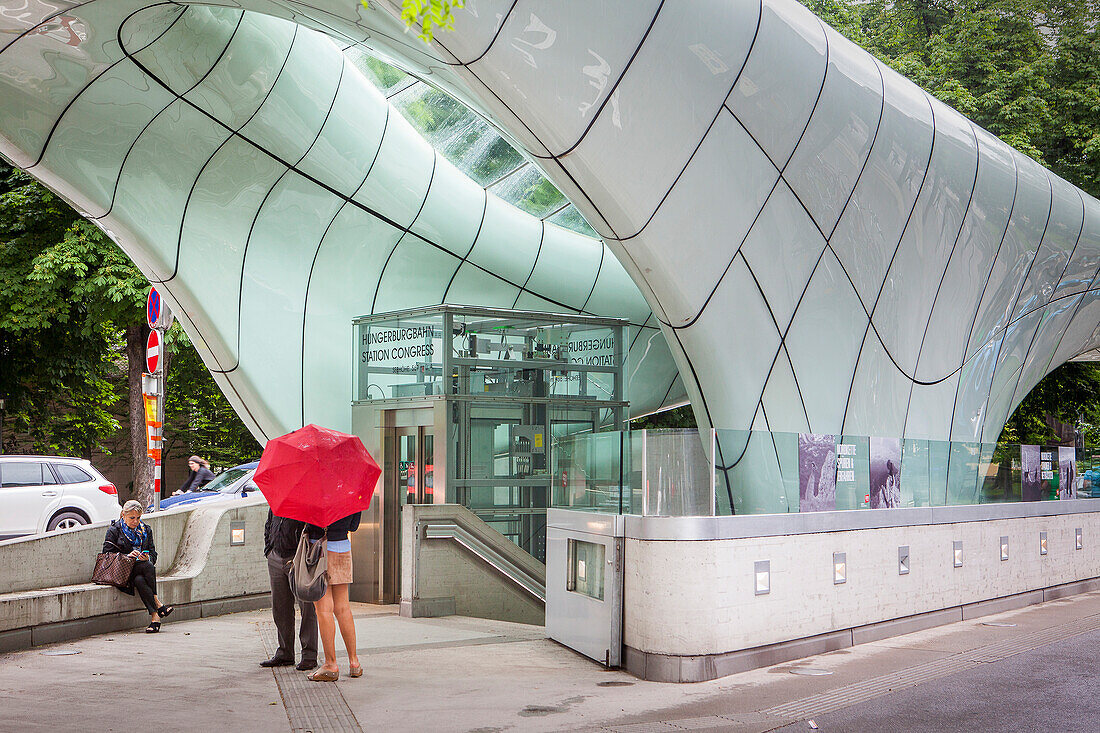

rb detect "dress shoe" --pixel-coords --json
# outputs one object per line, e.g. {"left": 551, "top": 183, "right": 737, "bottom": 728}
{"left": 260, "top": 657, "right": 294, "bottom": 668}
{"left": 296, "top": 660, "right": 318, "bottom": 671}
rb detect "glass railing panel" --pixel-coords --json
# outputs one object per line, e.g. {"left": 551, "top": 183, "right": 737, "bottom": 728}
{"left": 947, "top": 441, "right": 982, "bottom": 506}
{"left": 899, "top": 438, "right": 930, "bottom": 507}
{"left": 550, "top": 430, "right": 626, "bottom": 514}
{"left": 641, "top": 429, "right": 714, "bottom": 517}
{"left": 551, "top": 428, "right": 1094, "bottom": 517}
{"left": 928, "top": 440, "right": 950, "bottom": 506}
{"left": 774, "top": 430, "right": 800, "bottom": 514}
{"left": 980, "top": 442, "right": 1019, "bottom": 503}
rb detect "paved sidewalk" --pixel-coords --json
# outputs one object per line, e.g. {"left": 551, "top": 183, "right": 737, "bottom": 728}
{"left": 3, "top": 592, "right": 1100, "bottom": 732}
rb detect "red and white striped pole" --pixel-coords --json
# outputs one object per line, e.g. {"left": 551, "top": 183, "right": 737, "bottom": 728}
{"left": 146, "top": 287, "right": 172, "bottom": 511}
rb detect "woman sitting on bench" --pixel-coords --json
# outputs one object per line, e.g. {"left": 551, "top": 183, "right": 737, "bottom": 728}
{"left": 103, "top": 500, "right": 174, "bottom": 633}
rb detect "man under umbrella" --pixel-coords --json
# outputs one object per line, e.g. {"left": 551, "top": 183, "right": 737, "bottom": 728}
{"left": 261, "top": 510, "right": 318, "bottom": 671}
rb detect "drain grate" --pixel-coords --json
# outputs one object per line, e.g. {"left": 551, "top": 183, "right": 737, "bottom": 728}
{"left": 258, "top": 622, "right": 363, "bottom": 733}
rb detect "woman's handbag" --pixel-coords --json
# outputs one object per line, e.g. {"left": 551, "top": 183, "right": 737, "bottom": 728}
{"left": 288, "top": 529, "right": 328, "bottom": 603}
{"left": 92, "top": 552, "right": 136, "bottom": 588}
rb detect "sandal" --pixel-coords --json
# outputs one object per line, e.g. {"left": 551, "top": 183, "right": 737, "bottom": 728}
{"left": 349, "top": 663, "right": 363, "bottom": 678}
{"left": 308, "top": 669, "right": 339, "bottom": 682}
{"left": 145, "top": 622, "right": 161, "bottom": 633}
{"left": 156, "top": 605, "right": 173, "bottom": 618}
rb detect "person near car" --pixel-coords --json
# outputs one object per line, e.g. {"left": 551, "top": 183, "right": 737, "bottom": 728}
{"left": 178, "top": 455, "right": 215, "bottom": 492}
{"left": 102, "top": 500, "right": 174, "bottom": 633}
{"left": 305, "top": 511, "right": 362, "bottom": 682}
{"left": 261, "top": 509, "right": 318, "bottom": 671}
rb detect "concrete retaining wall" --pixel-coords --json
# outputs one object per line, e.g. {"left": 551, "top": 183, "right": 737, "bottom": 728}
{"left": 0, "top": 498, "right": 271, "bottom": 651}
{"left": 400, "top": 504, "right": 545, "bottom": 625}
{"left": 623, "top": 508, "right": 1100, "bottom": 681}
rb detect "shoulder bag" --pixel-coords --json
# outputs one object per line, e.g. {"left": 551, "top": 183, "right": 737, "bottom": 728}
{"left": 287, "top": 528, "right": 328, "bottom": 603}
{"left": 92, "top": 552, "right": 136, "bottom": 588}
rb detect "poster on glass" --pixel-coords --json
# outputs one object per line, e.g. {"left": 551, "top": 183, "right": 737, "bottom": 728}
{"left": 799, "top": 433, "right": 837, "bottom": 512}
{"left": 869, "top": 437, "right": 902, "bottom": 508}
{"left": 1021, "top": 444, "right": 1041, "bottom": 501}
{"left": 1058, "top": 446, "right": 1076, "bottom": 500}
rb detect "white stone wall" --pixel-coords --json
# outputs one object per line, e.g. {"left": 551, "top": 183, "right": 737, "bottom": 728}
{"left": 625, "top": 513, "right": 1100, "bottom": 656}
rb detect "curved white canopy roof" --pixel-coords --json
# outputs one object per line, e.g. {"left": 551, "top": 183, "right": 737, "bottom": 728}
{"left": 3, "top": 0, "right": 1098, "bottom": 511}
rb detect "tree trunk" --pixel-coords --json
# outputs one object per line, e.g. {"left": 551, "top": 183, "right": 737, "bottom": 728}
{"left": 126, "top": 322, "right": 153, "bottom": 506}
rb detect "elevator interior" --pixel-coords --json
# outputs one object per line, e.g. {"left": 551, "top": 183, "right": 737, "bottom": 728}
{"left": 349, "top": 306, "right": 627, "bottom": 603}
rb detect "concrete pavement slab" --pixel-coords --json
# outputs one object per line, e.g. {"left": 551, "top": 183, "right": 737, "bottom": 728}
{"left": 2, "top": 591, "right": 1099, "bottom": 732}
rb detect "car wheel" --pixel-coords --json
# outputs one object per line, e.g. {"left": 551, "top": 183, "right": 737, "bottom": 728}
{"left": 47, "top": 511, "right": 88, "bottom": 531}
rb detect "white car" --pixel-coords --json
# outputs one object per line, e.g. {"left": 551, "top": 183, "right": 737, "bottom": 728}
{"left": 0, "top": 455, "right": 122, "bottom": 539}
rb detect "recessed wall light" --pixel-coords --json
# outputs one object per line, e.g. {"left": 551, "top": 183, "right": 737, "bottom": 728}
{"left": 833, "top": 552, "right": 846, "bottom": 585}
{"left": 754, "top": 560, "right": 770, "bottom": 596}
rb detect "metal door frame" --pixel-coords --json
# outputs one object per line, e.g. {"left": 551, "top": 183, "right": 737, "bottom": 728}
{"left": 381, "top": 408, "right": 439, "bottom": 604}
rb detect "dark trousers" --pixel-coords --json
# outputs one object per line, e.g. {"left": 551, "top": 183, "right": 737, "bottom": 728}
{"left": 131, "top": 560, "right": 158, "bottom": 615}
{"left": 267, "top": 553, "right": 318, "bottom": 663}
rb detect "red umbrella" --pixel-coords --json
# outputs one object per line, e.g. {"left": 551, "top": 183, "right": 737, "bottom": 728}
{"left": 254, "top": 424, "right": 381, "bottom": 527}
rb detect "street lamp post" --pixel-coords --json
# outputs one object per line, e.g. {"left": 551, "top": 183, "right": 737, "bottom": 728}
{"left": 0, "top": 397, "right": 5, "bottom": 455}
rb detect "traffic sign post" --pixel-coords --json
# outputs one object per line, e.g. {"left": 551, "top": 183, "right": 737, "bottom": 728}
{"left": 146, "top": 330, "right": 160, "bottom": 373}
{"left": 145, "top": 287, "right": 173, "bottom": 512}
{"left": 146, "top": 287, "right": 172, "bottom": 330}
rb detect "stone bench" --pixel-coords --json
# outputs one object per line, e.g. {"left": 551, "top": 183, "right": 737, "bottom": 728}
{"left": 0, "top": 499, "right": 271, "bottom": 652}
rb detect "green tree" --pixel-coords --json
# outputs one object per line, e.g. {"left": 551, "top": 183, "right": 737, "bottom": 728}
{"left": 1, "top": 160, "right": 261, "bottom": 502}
{"left": 0, "top": 164, "right": 143, "bottom": 463}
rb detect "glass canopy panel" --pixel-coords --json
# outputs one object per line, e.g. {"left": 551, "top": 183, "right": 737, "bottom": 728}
{"left": 548, "top": 206, "right": 599, "bottom": 238}
{"left": 389, "top": 82, "right": 524, "bottom": 187}
{"left": 488, "top": 164, "right": 568, "bottom": 219}
{"left": 351, "top": 52, "right": 600, "bottom": 238}
{"left": 344, "top": 46, "right": 410, "bottom": 95}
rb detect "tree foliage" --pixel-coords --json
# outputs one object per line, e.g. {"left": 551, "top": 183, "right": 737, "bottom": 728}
{"left": 397, "top": 0, "right": 464, "bottom": 42}
{"left": 0, "top": 163, "right": 142, "bottom": 456}
{"left": 0, "top": 159, "right": 259, "bottom": 491}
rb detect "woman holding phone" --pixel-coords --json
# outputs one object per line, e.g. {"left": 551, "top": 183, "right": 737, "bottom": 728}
{"left": 103, "top": 500, "right": 174, "bottom": 633}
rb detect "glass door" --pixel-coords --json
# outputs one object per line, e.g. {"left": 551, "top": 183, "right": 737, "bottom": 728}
{"left": 383, "top": 423, "right": 435, "bottom": 603}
